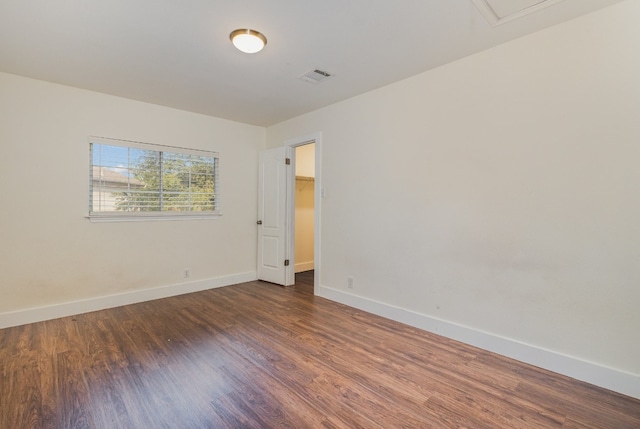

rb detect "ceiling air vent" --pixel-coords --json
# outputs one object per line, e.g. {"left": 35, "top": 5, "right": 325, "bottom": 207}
{"left": 471, "top": 0, "right": 567, "bottom": 26}
{"left": 299, "top": 69, "right": 333, "bottom": 85}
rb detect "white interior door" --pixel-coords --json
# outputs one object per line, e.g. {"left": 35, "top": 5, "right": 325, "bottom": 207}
{"left": 257, "top": 147, "right": 293, "bottom": 285}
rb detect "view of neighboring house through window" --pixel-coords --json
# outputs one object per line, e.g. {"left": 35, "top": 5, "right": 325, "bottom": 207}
{"left": 89, "top": 137, "right": 219, "bottom": 219}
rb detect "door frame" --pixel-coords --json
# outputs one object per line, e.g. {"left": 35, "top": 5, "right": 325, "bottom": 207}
{"left": 285, "top": 132, "right": 322, "bottom": 294}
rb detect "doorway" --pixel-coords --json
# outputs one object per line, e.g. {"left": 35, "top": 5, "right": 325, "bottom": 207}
{"left": 293, "top": 143, "right": 315, "bottom": 273}
{"left": 256, "top": 134, "right": 321, "bottom": 291}
{"left": 287, "top": 133, "right": 321, "bottom": 294}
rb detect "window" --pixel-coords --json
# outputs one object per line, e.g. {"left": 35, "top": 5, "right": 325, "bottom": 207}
{"left": 89, "top": 137, "right": 219, "bottom": 221}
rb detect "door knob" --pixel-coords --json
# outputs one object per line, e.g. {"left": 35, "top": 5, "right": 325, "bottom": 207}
{"left": 257, "top": 220, "right": 263, "bottom": 225}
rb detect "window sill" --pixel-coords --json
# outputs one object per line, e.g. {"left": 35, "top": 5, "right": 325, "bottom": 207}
{"left": 87, "top": 213, "right": 221, "bottom": 223}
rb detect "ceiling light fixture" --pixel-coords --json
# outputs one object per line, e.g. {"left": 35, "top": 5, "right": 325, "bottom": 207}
{"left": 230, "top": 29, "right": 267, "bottom": 54}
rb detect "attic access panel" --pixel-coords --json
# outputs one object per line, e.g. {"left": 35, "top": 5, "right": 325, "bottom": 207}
{"left": 472, "top": 0, "right": 567, "bottom": 25}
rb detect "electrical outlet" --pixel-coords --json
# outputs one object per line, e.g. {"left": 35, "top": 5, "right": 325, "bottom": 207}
{"left": 347, "top": 276, "right": 354, "bottom": 289}
{"left": 184, "top": 269, "right": 190, "bottom": 279}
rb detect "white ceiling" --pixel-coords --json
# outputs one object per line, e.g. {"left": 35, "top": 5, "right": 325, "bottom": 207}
{"left": 0, "top": 0, "right": 624, "bottom": 126}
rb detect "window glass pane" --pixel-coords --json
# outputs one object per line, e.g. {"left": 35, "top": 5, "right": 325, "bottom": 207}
{"left": 132, "top": 150, "right": 161, "bottom": 212}
{"left": 90, "top": 139, "right": 218, "bottom": 217}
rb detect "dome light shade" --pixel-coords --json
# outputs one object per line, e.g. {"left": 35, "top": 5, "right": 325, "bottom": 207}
{"left": 230, "top": 29, "right": 267, "bottom": 54}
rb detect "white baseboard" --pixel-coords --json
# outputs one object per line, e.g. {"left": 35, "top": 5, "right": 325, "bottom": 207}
{"left": 295, "top": 261, "right": 315, "bottom": 273}
{"left": 0, "top": 271, "right": 257, "bottom": 329}
{"left": 317, "top": 284, "right": 640, "bottom": 400}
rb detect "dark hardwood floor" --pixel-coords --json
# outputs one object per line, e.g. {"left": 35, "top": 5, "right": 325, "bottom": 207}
{"left": 1, "top": 271, "right": 638, "bottom": 428}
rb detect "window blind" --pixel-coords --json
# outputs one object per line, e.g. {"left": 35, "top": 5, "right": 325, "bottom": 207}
{"left": 89, "top": 137, "right": 219, "bottom": 219}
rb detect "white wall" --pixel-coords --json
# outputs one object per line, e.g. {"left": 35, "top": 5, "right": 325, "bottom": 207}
{"left": 0, "top": 72, "right": 264, "bottom": 322}
{"left": 267, "top": 1, "right": 640, "bottom": 397}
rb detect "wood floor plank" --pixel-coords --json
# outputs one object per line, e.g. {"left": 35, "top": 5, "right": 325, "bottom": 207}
{"left": 1, "top": 271, "right": 639, "bottom": 428}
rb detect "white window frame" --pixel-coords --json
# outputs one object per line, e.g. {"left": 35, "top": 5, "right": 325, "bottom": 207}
{"left": 88, "top": 136, "right": 220, "bottom": 222}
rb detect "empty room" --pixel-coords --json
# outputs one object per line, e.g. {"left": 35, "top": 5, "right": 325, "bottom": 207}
{"left": 1, "top": 0, "right": 639, "bottom": 427}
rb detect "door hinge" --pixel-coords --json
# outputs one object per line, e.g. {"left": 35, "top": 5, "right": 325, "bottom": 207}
{"left": 285, "top": 158, "right": 291, "bottom": 165}
{"left": 284, "top": 259, "right": 290, "bottom": 266}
